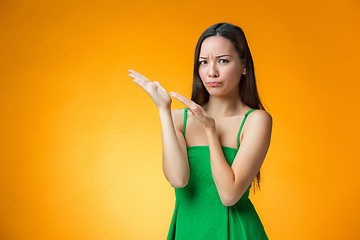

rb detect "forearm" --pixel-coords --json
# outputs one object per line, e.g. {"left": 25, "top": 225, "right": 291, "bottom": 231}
{"left": 158, "top": 108, "right": 190, "bottom": 187}
{"left": 205, "top": 126, "right": 235, "bottom": 205}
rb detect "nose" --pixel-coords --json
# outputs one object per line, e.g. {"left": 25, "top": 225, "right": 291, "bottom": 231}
{"left": 208, "top": 62, "right": 219, "bottom": 78}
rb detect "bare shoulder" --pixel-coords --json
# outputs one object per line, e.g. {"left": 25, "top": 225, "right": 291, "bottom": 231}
{"left": 245, "top": 109, "right": 273, "bottom": 134}
{"left": 171, "top": 108, "right": 186, "bottom": 132}
{"left": 249, "top": 109, "right": 272, "bottom": 122}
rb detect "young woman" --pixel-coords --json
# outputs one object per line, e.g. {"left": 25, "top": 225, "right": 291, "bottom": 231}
{"left": 128, "top": 22, "right": 272, "bottom": 240}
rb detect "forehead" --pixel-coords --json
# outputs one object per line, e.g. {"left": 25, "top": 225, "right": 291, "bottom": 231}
{"left": 199, "top": 36, "right": 236, "bottom": 55}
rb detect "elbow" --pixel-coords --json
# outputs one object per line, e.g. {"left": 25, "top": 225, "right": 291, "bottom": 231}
{"left": 220, "top": 193, "right": 239, "bottom": 207}
{"left": 221, "top": 198, "right": 236, "bottom": 207}
{"left": 170, "top": 178, "right": 189, "bottom": 188}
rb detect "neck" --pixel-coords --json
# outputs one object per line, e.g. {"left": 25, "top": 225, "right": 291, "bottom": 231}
{"left": 203, "top": 94, "right": 247, "bottom": 118}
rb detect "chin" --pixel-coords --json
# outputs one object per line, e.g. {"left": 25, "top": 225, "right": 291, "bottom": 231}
{"left": 207, "top": 90, "right": 227, "bottom": 97}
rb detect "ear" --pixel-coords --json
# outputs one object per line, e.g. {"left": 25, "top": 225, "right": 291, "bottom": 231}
{"left": 243, "top": 66, "right": 246, "bottom": 75}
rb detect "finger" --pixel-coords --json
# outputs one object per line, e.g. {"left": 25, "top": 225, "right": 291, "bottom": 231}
{"left": 128, "top": 73, "right": 137, "bottom": 79}
{"left": 129, "top": 73, "right": 144, "bottom": 87}
{"left": 129, "top": 72, "right": 152, "bottom": 90}
{"left": 129, "top": 70, "right": 158, "bottom": 94}
{"left": 170, "top": 92, "right": 197, "bottom": 109}
{"left": 128, "top": 69, "right": 152, "bottom": 85}
{"left": 169, "top": 93, "right": 211, "bottom": 124}
{"left": 129, "top": 69, "right": 148, "bottom": 80}
{"left": 128, "top": 69, "right": 138, "bottom": 78}
{"left": 170, "top": 92, "right": 207, "bottom": 118}
{"left": 128, "top": 71, "right": 142, "bottom": 81}
{"left": 129, "top": 69, "right": 143, "bottom": 76}
{"left": 132, "top": 77, "right": 147, "bottom": 90}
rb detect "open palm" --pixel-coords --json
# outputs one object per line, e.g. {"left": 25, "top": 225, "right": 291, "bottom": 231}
{"left": 128, "top": 69, "right": 172, "bottom": 109}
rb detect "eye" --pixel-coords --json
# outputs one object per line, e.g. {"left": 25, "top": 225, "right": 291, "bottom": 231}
{"left": 199, "top": 60, "right": 207, "bottom": 65}
{"left": 219, "top": 59, "right": 229, "bottom": 63}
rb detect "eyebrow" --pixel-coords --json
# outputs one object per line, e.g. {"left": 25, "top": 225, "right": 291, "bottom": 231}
{"left": 199, "top": 54, "right": 232, "bottom": 59}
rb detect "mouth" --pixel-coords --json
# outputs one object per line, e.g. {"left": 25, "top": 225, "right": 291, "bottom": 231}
{"left": 207, "top": 82, "right": 222, "bottom": 86}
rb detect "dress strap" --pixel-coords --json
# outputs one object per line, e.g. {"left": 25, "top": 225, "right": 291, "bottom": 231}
{"left": 237, "top": 109, "right": 256, "bottom": 149}
{"left": 183, "top": 108, "right": 189, "bottom": 137}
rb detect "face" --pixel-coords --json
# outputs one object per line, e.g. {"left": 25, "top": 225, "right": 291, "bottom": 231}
{"left": 198, "top": 35, "right": 245, "bottom": 96}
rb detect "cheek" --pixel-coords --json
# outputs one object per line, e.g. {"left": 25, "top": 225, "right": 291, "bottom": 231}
{"left": 224, "top": 66, "right": 242, "bottom": 80}
{"left": 223, "top": 66, "right": 237, "bottom": 75}
{"left": 198, "top": 68, "right": 206, "bottom": 81}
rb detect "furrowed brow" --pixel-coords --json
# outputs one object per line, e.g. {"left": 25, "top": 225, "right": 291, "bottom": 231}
{"left": 199, "top": 54, "right": 232, "bottom": 59}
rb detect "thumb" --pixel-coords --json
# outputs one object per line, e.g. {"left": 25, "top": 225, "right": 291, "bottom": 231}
{"left": 153, "top": 81, "right": 166, "bottom": 91}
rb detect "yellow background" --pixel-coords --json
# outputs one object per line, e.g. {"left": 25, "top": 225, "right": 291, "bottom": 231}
{"left": 1, "top": 0, "right": 359, "bottom": 239}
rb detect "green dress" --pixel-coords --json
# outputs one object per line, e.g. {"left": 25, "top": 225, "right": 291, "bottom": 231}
{"left": 167, "top": 108, "right": 269, "bottom": 240}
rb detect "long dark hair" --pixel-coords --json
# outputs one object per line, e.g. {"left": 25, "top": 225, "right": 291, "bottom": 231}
{"left": 191, "top": 22, "right": 266, "bottom": 194}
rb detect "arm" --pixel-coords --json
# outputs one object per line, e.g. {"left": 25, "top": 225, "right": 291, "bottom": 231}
{"left": 206, "top": 110, "right": 272, "bottom": 206}
{"left": 159, "top": 108, "right": 190, "bottom": 188}
{"left": 128, "top": 69, "right": 189, "bottom": 188}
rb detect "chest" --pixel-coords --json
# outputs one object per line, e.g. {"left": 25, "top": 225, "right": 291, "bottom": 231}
{"left": 184, "top": 115, "right": 246, "bottom": 148}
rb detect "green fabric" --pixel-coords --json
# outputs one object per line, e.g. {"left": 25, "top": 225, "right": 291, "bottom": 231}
{"left": 237, "top": 109, "right": 256, "bottom": 149}
{"left": 167, "top": 108, "right": 268, "bottom": 240}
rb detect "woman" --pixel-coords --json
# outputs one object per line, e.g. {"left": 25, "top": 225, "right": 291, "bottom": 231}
{"left": 128, "top": 22, "right": 272, "bottom": 239}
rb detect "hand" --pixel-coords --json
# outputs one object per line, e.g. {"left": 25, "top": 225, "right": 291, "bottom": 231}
{"left": 169, "top": 91, "right": 215, "bottom": 129}
{"left": 128, "top": 69, "right": 172, "bottom": 110}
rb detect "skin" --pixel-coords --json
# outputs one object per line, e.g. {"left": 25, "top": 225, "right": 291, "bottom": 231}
{"left": 128, "top": 36, "right": 272, "bottom": 206}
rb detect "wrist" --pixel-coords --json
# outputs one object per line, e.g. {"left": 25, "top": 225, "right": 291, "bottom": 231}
{"left": 204, "top": 123, "right": 216, "bottom": 132}
{"left": 158, "top": 106, "right": 171, "bottom": 114}
{"left": 204, "top": 119, "right": 216, "bottom": 130}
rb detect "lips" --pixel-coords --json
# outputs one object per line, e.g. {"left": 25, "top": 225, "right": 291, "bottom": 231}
{"left": 207, "top": 82, "right": 222, "bottom": 86}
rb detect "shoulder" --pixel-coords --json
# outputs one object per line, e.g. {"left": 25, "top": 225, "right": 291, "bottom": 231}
{"left": 171, "top": 108, "right": 186, "bottom": 120}
{"left": 245, "top": 109, "right": 273, "bottom": 134}
{"left": 248, "top": 109, "right": 272, "bottom": 122}
{"left": 171, "top": 108, "right": 187, "bottom": 132}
